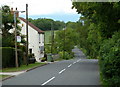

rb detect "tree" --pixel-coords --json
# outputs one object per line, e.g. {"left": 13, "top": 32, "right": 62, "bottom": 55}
{"left": 72, "top": 2, "right": 120, "bottom": 38}
{"left": 54, "top": 28, "right": 75, "bottom": 54}
{"left": 28, "top": 18, "right": 65, "bottom": 31}
{"left": 72, "top": 2, "right": 120, "bottom": 86}
{"left": 1, "top": 5, "right": 14, "bottom": 37}
{"left": 1, "top": 5, "right": 26, "bottom": 48}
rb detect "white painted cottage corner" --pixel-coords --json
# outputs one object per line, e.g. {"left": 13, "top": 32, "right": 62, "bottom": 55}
{"left": 19, "top": 17, "right": 44, "bottom": 62}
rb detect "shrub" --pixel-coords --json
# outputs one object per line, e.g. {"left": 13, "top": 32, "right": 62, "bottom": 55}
{"left": 41, "top": 57, "right": 46, "bottom": 62}
{"left": 59, "top": 51, "right": 74, "bottom": 60}
{"left": 1, "top": 47, "right": 23, "bottom": 68}
{"left": 99, "top": 32, "right": 120, "bottom": 86}
{"left": 28, "top": 53, "right": 36, "bottom": 64}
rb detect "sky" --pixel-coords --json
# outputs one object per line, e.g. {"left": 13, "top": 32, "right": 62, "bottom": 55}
{"left": 0, "top": 0, "right": 80, "bottom": 22}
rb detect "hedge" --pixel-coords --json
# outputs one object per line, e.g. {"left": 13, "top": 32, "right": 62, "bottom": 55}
{"left": 1, "top": 47, "right": 23, "bottom": 68}
{"left": 99, "top": 32, "right": 120, "bottom": 86}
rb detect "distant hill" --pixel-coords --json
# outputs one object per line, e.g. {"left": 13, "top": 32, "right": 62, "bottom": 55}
{"left": 28, "top": 18, "right": 65, "bottom": 31}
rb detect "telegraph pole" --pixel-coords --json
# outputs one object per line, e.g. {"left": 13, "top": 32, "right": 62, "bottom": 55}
{"left": 26, "top": 4, "right": 29, "bottom": 65}
{"left": 14, "top": 9, "right": 25, "bottom": 68}
{"left": 14, "top": 11, "right": 18, "bottom": 68}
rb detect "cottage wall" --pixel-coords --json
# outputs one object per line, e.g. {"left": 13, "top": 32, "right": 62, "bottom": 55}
{"left": 19, "top": 19, "right": 44, "bottom": 62}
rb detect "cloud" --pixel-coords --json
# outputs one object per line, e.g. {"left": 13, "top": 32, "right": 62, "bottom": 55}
{"left": 0, "top": 0, "right": 77, "bottom": 15}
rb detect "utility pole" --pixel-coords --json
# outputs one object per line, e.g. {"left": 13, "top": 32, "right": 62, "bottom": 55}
{"left": 26, "top": 4, "right": 29, "bottom": 66}
{"left": 14, "top": 9, "right": 25, "bottom": 68}
{"left": 14, "top": 11, "right": 18, "bottom": 68}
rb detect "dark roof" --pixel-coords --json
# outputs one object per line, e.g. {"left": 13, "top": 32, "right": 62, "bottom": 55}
{"left": 19, "top": 17, "right": 44, "bottom": 33}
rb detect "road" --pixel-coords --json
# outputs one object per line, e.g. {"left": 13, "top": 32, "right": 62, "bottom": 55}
{"left": 2, "top": 47, "right": 100, "bottom": 86}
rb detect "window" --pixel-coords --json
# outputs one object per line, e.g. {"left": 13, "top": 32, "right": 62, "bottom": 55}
{"left": 39, "top": 33, "right": 40, "bottom": 43}
{"left": 42, "top": 34, "right": 44, "bottom": 43}
{"left": 29, "top": 49, "right": 32, "bottom": 54}
{"left": 39, "top": 46, "right": 44, "bottom": 53}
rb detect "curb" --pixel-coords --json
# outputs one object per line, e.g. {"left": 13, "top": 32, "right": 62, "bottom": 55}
{"left": 1, "top": 63, "right": 49, "bottom": 81}
{"left": 1, "top": 75, "right": 15, "bottom": 81}
{"left": 26, "top": 63, "right": 49, "bottom": 72}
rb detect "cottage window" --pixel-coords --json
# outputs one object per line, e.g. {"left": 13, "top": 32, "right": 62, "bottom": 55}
{"left": 39, "top": 33, "right": 40, "bottom": 43}
{"left": 39, "top": 46, "right": 44, "bottom": 53}
{"left": 29, "top": 49, "right": 32, "bottom": 54}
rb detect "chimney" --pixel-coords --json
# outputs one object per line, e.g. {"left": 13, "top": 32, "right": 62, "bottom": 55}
{"left": 16, "top": 8, "right": 19, "bottom": 17}
{"left": 10, "top": 8, "right": 14, "bottom": 15}
{"left": 10, "top": 8, "right": 19, "bottom": 17}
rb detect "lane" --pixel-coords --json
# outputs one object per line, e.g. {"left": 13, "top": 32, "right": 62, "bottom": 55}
{"left": 47, "top": 59, "right": 100, "bottom": 85}
{"left": 2, "top": 47, "right": 100, "bottom": 86}
{"left": 2, "top": 59, "right": 77, "bottom": 85}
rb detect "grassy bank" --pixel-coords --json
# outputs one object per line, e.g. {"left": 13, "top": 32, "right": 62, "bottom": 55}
{"left": 0, "top": 75, "right": 11, "bottom": 80}
{"left": 1, "top": 62, "right": 46, "bottom": 72}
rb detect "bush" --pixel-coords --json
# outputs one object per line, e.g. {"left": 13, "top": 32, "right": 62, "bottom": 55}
{"left": 28, "top": 53, "right": 36, "bottom": 64}
{"left": 99, "top": 32, "right": 120, "bottom": 86}
{"left": 1, "top": 47, "right": 23, "bottom": 68}
{"left": 59, "top": 51, "right": 74, "bottom": 60}
{"left": 41, "top": 57, "right": 47, "bottom": 62}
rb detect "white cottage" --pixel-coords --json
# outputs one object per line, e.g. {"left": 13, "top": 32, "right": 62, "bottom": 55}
{"left": 19, "top": 17, "right": 44, "bottom": 62}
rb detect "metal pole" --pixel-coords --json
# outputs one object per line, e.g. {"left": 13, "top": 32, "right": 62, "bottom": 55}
{"left": 26, "top": 4, "right": 29, "bottom": 65}
{"left": 14, "top": 12, "right": 18, "bottom": 68}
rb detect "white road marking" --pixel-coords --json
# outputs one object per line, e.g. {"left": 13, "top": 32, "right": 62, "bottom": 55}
{"left": 41, "top": 77, "right": 55, "bottom": 86}
{"left": 68, "top": 64, "right": 72, "bottom": 67}
{"left": 77, "top": 59, "right": 81, "bottom": 62}
{"left": 59, "top": 69, "right": 66, "bottom": 74}
{"left": 73, "top": 62, "right": 77, "bottom": 64}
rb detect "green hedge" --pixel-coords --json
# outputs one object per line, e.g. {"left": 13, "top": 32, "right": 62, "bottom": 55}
{"left": 99, "top": 32, "right": 120, "bottom": 86}
{"left": 1, "top": 47, "right": 23, "bottom": 68}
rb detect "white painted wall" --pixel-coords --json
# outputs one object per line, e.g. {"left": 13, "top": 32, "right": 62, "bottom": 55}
{"left": 19, "top": 19, "right": 44, "bottom": 62}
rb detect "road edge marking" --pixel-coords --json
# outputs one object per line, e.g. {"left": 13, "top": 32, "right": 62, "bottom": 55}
{"left": 77, "top": 59, "right": 81, "bottom": 62}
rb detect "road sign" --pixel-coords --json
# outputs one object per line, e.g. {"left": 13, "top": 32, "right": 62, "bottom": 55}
{"left": 17, "top": 36, "right": 21, "bottom": 42}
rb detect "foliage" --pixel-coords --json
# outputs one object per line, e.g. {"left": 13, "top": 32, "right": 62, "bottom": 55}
{"left": 99, "top": 31, "right": 120, "bottom": 86}
{"left": 1, "top": 5, "right": 26, "bottom": 48}
{"left": 2, "top": 33, "right": 15, "bottom": 47}
{"left": 1, "top": 47, "right": 23, "bottom": 68}
{"left": 28, "top": 18, "right": 65, "bottom": 31}
{"left": 1, "top": 5, "right": 14, "bottom": 37}
{"left": 59, "top": 51, "right": 74, "bottom": 60}
{"left": 72, "top": 2, "right": 120, "bottom": 38}
{"left": 28, "top": 53, "right": 35, "bottom": 58}
{"left": 45, "top": 44, "right": 51, "bottom": 53}
{"left": 54, "top": 28, "right": 75, "bottom": 54}
{"left": 72, "top": 2, "right": 120, "bottom": 86}
{"left": 41, "top": 57, "right": 47, "bottom": 62}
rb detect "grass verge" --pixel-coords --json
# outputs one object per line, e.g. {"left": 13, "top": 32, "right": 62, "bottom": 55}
{"left": 1, "top": 62, "right": 46, "bottom": 72}
{"left": 0, "top": 75, "right": 11, "bottom": 80}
